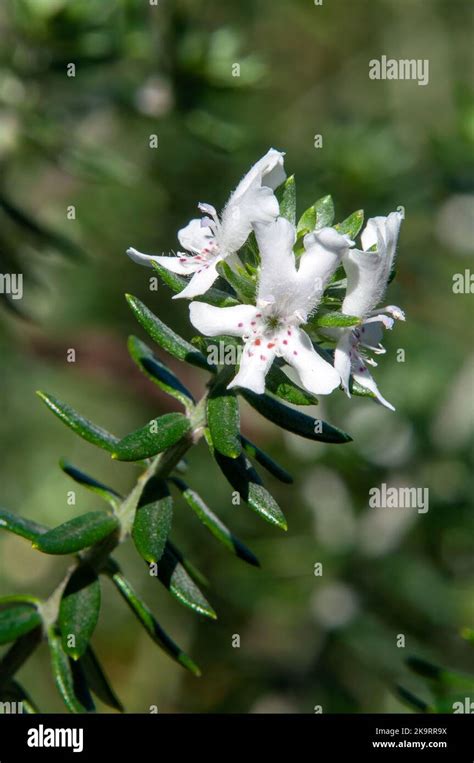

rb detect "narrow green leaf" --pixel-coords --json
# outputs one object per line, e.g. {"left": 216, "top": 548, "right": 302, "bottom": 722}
{"left": 132, "top": 480, "right": 173, "bottom": 563}
{"left": 0, "top": 509, "right": 46, "bottom": 542}
{"left": 80, "top": 646, "right": 123, "bottom": 712}
{"left": 112, "top": 412, "right": 191, "bottom": 462}
{"left": 154, "top": 544, "right": 217, "bottom": 619}
{"left": 0, "top": 680, "right": 39, "bottom": 713}
{"left": 128, "top": 335, "right": 195, "bottom": 409}
{"left": 208, "top": 434, "right": 287, "bottom": 530}
{"left": 48, "top": 627, "right": 95, "bottom": 712}
{"left": 59, "top": 565, "right": 101, "bottom": 659}
{"left": 240, "top": 436, "right": 293, "bottom": 484}
{"left": 406, "top": 656, "right": 474, "bottom": 691}
{"left": 126, "top": 294, "right": 213, "bottom": 372}
{"left": 0, "top": 604, "right": 42, "bottom": 646}
{"left": 241, "top": 390, "right": 352, "bottom": 444}
{"left": 60, "top": 460, "right": 121, "bottom": 510}
{"left": 296, "top": 204, "right": 317, "bottom": 236}
{"left": 191, "top": 335, "right": 241, "bottom": 369}
{"left": 35, "top": 512, "right": 119, "bottom": 555}
{"left": 36, "top": 391, "right": 119, "bottom": 453}
{"left": 171, "top": 478, "right": 259, "bottom": 566}
{"left": 266, "top": 365, "right": 318, "bottom": 406}
{"left": 350, "top": 379, "right": 376, "bottom": 399}
{"left": 107, "top": 564, "right": 201, "bottom": 676}
{"left": 166, "top": 540, "right": 209, "bottom": 589}
{"left": 276, "top": 175, "right": 296, "bottom": 225}
{"left": 207, "top": 372, "right": 241, "bottom": 458}
{"left": 312, "top": 311, "right": 361, "bottom": 329}
{"left": 314, "top": 194, "right": 335, "bottom": 229}
{"left": 217, "top": 261, "right": 256, "bottom": 303}
{"left": 151, "top": 262, "right": 239, "bottom": 307}
{"left": 395, "top": 685, "right": 430, "bottom": 713}
{"left": 335, "top": 209, "right": 364, "bottom": 239}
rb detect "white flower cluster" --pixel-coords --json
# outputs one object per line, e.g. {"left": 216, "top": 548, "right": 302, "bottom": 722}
{"left": 128, "top": 150, "right": 405, "bottom": 410}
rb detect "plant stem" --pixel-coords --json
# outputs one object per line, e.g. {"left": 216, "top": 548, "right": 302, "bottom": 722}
{"left": 0, "top": 390, "right": 210, "bottom": 690}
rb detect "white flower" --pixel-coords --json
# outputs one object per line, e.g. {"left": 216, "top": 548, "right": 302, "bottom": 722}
{"left": 189, "top": 216, "right": 353, "bottom": 395}
{"left": 126, "top": 148, "right": 286, "bottom": 299}
{"left": 333, "top": 211, "right": 405, "bottom": 411}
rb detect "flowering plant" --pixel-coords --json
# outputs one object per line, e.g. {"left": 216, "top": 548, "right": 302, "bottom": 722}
{"left": 0, "top": 151, "right": 404, "bottom": 712}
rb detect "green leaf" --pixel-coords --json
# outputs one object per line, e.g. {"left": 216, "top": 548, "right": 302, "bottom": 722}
{"left": 277, "top": 175, "right": 296, "bottom": 225}
{"left": 107, "top": 563, "right": 201, "bottom": 676}
{"left": 191, "top": 335, "right": 241, "bottom": 368}
{"left": 335, "top": 209, "right": 364, "bottom": 239}
{"left": 216, "top": 261, "right": 256, "bottom": 303}
{"left": 350, "top": 379, "right": 376, "bottom": 399}
{"left": 166, "top": 540, "right": 209, "bottom": 589}
{"left": 128, "top": 335, "right": 195, "bottom": 409}
{"left": 207, "top": 433, "right": 287, "bottom": 530}
{"left": 132, "top": 480, "right": 173, "bottom": 563}
{"left": 0, "top": 680, "right": 39, "bottom": 713}
{"left": 80, "top": 646, "right": 123, "bottom": 712}
{"left": 48, "top": 627, "right": 95, "bottom": 712}
{"left": 312, "top": 311, "right": 361, "bottom": 329}
{"left": 406, "top": 656, "right": 474, "bottom": 691}
{"left": 36, "top": 391, "right": 119, "bottom": 453}
{"left": 126, "top": 294, "right": 213, "bottom": 372}
{"left": 395, "top": 685, "right": 431, "bottom": 713}
{"left": 241, "top": 436, "right": 293, "bottom": 484}
{"left": 207, "top": 371, "right": 241, "bottom": 458}
{"left": 266, "top": 364, "right": 318, "bottom": 406}
{"left": 60, "top": 460, "right": 121, "bottom": 510}
{"left": 171, "top": 478, "right": 259, "bottom": 566}
{"left": 296, "top": 204, "right": 317, "bottom": 236}
{"left": 0, "top": 604, "right": 42, "bottom": 646}
{"left": 59, "top": 565, "right": 101, "bottom": 659}
{"left": 0, "top": 508, "right": 47, "bottom": 542}
{"left": 314, "top": 194, "right": 335, "bottom": 229}
{"left": 112, "top": 412, "right": 191, "bottom": 462}
{"left": 34, "top": 512, "right": 119, "bottom": 555}
{"left": 240, "top": 390, "right": 352, "bottom": 444}
{"left": 151, "top": 262, "right": 239, "bottom": 307}
{"left": 154, "top": 544, "right": 217, "bottom": 619}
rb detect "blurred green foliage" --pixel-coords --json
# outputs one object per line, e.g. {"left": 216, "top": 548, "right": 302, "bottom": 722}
{"left": 0, "top": 0, "right": 473, "bottom": 712}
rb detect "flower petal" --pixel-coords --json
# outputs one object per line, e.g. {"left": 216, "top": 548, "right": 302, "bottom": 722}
{"left": 217, "top": 149, "right": 285, "bottom": 255}
{"left": 358, "top": 321, "right": 385, "bottom": 352}
{"left": 230, "top": 148, "right": 286, "bottom": 203}
{"left": 173, "top": 259, "right": 220, "bottom": 299}
{"left": 352, "top": 364, "right": 395, "bottom": 412}
{"left": 334, "top": 330, "right": 353, "bottom": 395}
{"left": 126, "top": 247, "right": 197, "bottom": 274}
{"left": 298, "top": 227, "right": 353, "bottom": 312}
{"left": 220, "top": 187, "right": 280, "bottom": 254}
{"left": 254, "top": 217, "right": 298, "bottom": 305}
{"left": 189, "top": 302, "right": 258, "bottom": 336}
{"left": 342, "top": 211, "right": 403, "bottom": 318}
{"left": 178, "top": 218, "right": 215, "bottom": 254}
{"left": 227, "top": 343, "right": 276, "bottom": 394}
{"left": 280, "top": 328, "right": 341, "bottom": 395}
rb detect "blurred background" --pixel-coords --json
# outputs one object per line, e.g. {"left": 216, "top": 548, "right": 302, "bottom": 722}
{"left": 0, "top": 0, "right": 473, "bottom": 713}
